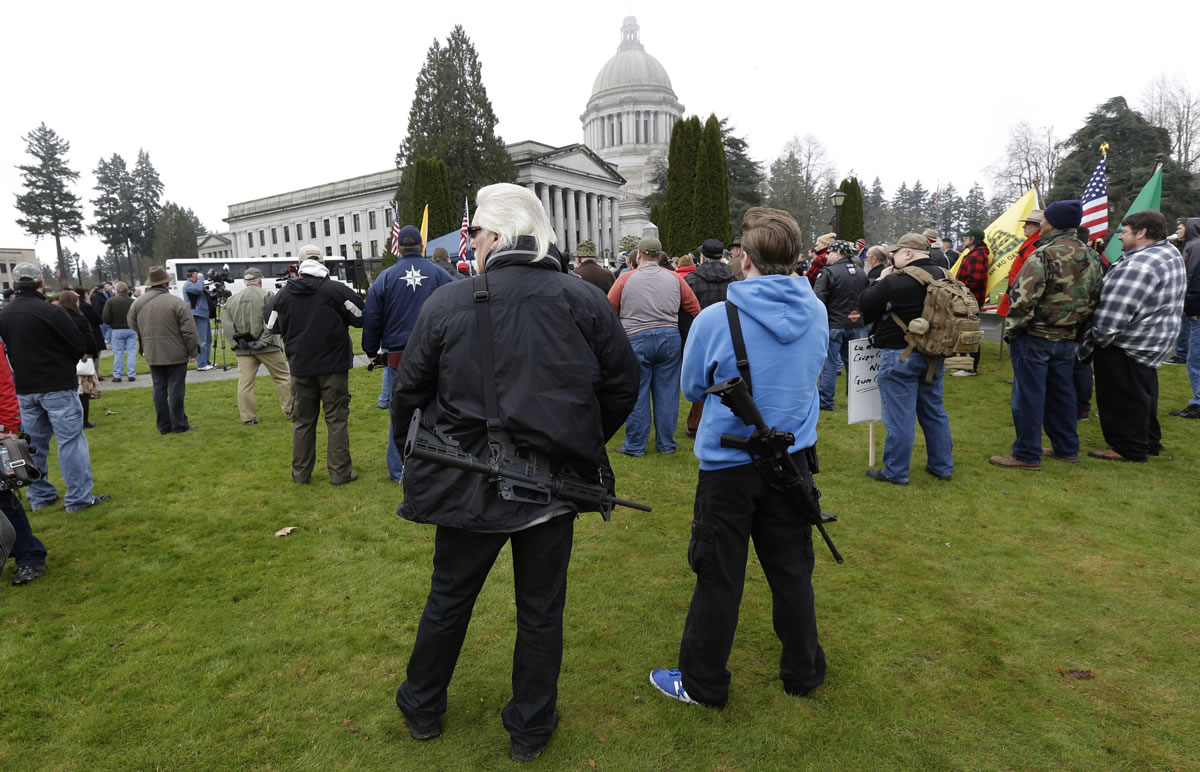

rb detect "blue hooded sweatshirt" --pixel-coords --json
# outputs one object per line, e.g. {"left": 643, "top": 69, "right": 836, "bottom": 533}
{"left": 680, "top": 274, "right": 829, "bottom": 470}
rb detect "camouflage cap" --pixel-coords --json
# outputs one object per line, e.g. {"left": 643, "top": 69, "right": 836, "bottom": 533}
{"left": 12, "top": 262, "right": 42, "bottom": 285}
{"left": 576, "top": 240, "right": 596, "bottom": 258}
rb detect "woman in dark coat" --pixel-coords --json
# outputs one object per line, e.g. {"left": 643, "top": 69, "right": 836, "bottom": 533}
{"left": 74, "top": 287, "right": 106, "bottom": 352}
{"left": 57, "top": 291, "right": 101, "bottom": 429}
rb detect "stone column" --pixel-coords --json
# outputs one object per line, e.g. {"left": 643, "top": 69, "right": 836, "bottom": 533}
{"left": 540, "top": 184, "right": 551, "bottom": 221}
{"left": 553, "top": 186, "right": 566, "bottom": 247}
{"left": 610, "top": 196, "right": 621, "bottom": 256}
{"left": 577, "top": 190, "right": 590, "bottom": 250}
{"left": 565, "top": 188, "right": 577, "bottom": 254}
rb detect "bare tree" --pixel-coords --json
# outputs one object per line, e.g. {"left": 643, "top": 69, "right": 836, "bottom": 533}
{"left": 1140, "top": 74, "right": 1200, "bottom": 173}
{"left": 989, "top": 121, "right": 1062, "bottom": 205}
{"left": 767, "top": 134, "right": 836, "bottom": 247}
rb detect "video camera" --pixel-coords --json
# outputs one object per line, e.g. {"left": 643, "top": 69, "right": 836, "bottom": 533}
{"left": 366, "top": 352, "right": 389, "bottom": 371}
{"left": 0, "top": 433, "right": 42, "bottom": 493}
{"left": 205, "top": 267, "right": 233, "bottom": 305}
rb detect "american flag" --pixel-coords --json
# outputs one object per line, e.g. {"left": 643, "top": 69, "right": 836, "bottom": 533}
{"left": 458, "top": 198, "right": 470, "bottom": 260}
{"left": 390, "top": 210, "right": 402, "bottom": 257}
{"left": 1080, "top": 153, "right": 1108, "bottom": 241}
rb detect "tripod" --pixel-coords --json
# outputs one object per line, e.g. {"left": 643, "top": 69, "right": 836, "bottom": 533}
{"left": 210, "top": 295, "right": 232, "bottom": 372}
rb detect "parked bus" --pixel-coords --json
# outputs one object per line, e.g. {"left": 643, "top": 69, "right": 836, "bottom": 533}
{"left": 163, "top": 257, "right": 365, "bottom": 302}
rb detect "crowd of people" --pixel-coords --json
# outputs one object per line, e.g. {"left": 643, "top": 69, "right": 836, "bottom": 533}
{"left": 1, "top": 181, "right": 1196, "bottom": 763}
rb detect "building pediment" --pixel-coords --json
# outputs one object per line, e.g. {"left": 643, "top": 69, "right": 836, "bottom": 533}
{"left": 197, "top": 233, "right": 232, "bottom": 249}
{"left": 524, "top": 143, "right": 626, "bottom": 186}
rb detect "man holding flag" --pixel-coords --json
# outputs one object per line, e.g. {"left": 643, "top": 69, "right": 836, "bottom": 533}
{"left": 1080, "top": 210, "right": 1186, "bottom": 462}
{"left": 363, "top": 224, "right": 456, "bottom": 482}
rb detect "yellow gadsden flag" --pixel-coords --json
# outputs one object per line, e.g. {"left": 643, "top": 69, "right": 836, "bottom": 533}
{"left": 419, "top": 203, "right": 430, "bottom": 249}
{"left": 951, "top": 188, "right": 1038, "bottom": 304}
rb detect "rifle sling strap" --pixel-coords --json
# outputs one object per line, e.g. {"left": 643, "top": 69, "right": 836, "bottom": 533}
{"left": 725, "top": 300, "right": 753, "bottom": 395}
{"left": 472, "top": 274, "right": 502, "bottom": 431}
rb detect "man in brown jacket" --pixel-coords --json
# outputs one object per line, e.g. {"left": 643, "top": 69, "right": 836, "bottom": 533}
{"left": 574, "top": 240, "right": 615, "bottom": 294}
{"left": 128, "top": 266, "right": 200, "bottom": 434}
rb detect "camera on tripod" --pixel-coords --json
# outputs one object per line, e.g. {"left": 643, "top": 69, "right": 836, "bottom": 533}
{"left": 205, "top": 267, "right": 233, "bottom": 305}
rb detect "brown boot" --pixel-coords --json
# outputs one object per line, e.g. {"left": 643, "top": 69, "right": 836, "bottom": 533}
{"left": 988, "top": 455, "right": 1042, "bottom": 470}
{"left": 1041, "top": 448, "right": 1079, "bottom": 463}
{"left": 1087, "top": 448, "right": 1132, "bottom": 462}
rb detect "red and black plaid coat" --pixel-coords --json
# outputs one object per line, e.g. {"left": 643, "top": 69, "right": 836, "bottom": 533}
{"left": 957, "top": 245, "right": 990, "bottom": 307}
{"left": 805, "top": 248, "right": 829, "bottom": 287}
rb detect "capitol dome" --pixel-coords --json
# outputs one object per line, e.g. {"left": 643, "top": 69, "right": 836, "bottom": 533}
{"left": 581, "top": 16, "right": 685, "bottom": 238}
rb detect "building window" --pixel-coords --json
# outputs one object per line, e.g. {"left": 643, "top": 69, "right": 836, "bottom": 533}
{"left": 370, "top": 240, "right": 378, "bottom": 257}
{"left": 352, "top": 213, "right": 360, "bottom": 232}
{"left": 283, "top": 225, "right": 290, "bottom": 243}
{"left": 338, "top": 216, "right": 345, "bottom": 235}
{"left": 310, "top": 221, "right": 317, "bottom": 239}
{"left": 259, "top": 230, "right": 266, "bottom": 246}
{"left": 323, "top": 219, "right": 331, "bottom": 237}
{"left": 297, "top": 224, "right": 304, "bottom": 242}
{"left": 285, "top": 251, "right": 291, "bottom": 257}
{"left": 325, "top": 246, "right": 333, "bottom": 257}
{"left": 271, "top": 228, "right": 278, "bottom": 244}
{"left": 385, "top": 208, "right": 393, "bottom": 226}
{"left": 368, "top": 211, "right": 376, "bottom": 230}
{"left": 248, "top": 232, "right": 254, "bottom": 248}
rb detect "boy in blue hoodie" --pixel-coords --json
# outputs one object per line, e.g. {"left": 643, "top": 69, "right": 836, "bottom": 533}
{"left": 650, "top": 207, "right": 830, "bottom": 708}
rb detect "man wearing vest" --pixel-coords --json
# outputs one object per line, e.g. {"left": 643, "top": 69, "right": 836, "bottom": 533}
{"left": 813, "top": 239, "right": 869, "bottom": 411}
{"left": 859, "top": 233, "right": 955, "bottom": 484}
{"left": 650, "top": 207, "right": 829, "bottom": 708}
{"left": 990, "top": 201, "right": 1103, "bottom": 470}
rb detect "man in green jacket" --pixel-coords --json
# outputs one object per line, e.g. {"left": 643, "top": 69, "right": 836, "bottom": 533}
{"left": 224, "top": 268, "right": 292, "bottom": 425}
{"left": 128, "top": 266, "right": 200, "bottom": 434}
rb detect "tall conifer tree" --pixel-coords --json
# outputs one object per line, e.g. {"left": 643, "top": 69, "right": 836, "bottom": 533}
{"left": 14, "top": 123, "right": 84, "bottom": 287}
{"left": 665, "top": 116, "right": 701, "bottom": 255}
{"left": 397, "top": 26, "right": 516, "bottom": 209}
{"left": 836, "top": 177, "right": 865, "bottom": 241}
{"left": 692, "top": 114, "right": 731, "bottom": 245}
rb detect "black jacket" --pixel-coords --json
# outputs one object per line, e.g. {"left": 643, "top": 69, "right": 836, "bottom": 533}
{"left": 265, "top": 272, "right": 364, "bottom": 377}
{"left": 392, "top": 241, "right": 640, "bottom": 532}
{"left": 813, "top": 258, "right": 869, "bottom": 328}
{"left": 89, "top": 289, "right": 108, "bottom": 319}
{"left": 79, "top": 301, "right": 105, "bottom": 350}
{"left": 69, "top": 312, "right": 100, "bottom": 360}
{"left": 0, "top": 289, "right": 88, "bottom": 394}
{"left": 859, "top": 258, "right": 946, "bottom": 349}
{"left": 684, "top": 260, "right": 736, "bottom": 309}
{"left": 928, "top": 247, "right": 950, "bottom": 271}
{"left": 1183, "top": 218, "right": 1200, "bottom": 317}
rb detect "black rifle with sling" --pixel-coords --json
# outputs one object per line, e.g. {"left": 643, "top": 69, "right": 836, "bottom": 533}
{"left": 403, "top": 271, "right": 650, "bottom": 520}
{"left": 705, "top": 302, "right": 843, "bottom": 563}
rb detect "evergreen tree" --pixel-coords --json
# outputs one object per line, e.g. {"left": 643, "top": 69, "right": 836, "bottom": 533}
{"left": 151, "top": 202, "right": 199, "bottom": 262}
{"left": 665, "top": 116, "right": 701, "bottom": 255}
{"left": 909, "top": 180, "right": 929, "bottom": 227}
{"left": 14, "top": 122, "right": 85, "bottom": 288}
{"left": 963, "top": 183, "right": 988, "bottom": 229}
{"left": 184, "top": 208, "right": 208, "bottom": 237}
{"left": 619, "top": 234, "right": 640, "bottom": 253}
{"left": 937, "top": 183, "right": 963, "bottom": 240}
{"left": 643, "top": 158, "right": 668, "bottom": 208}
{"left": 411, "top": 157, "right": 432, "bottom": 225}
{"left": 130, "top": 149, "right": 163, "bottom": 278}
{"left": 836, "top": 177, "right": 865, "bottom": 241}
{"left": 692, "top": 115, "right": 731, "bottom": 245}
{"left": 648, "top": 203, "right": 668, "bottom": 247}
{"left": 863, "top": 176, "right": 887, "bottom": 241}
{"left": 396, "top": 26, "right": 516, "bottom": 210}
{"left": 1049, "top": 96, "right": 1200, "bottom": 223}
{"left": 720, "top": 118, "right": 764, "bottom": 236}
{"left": 90, "top": 153, "right": 137, "bottom": 283}
{"left": 433, "top": 158, "right": 454, "bottom": 236}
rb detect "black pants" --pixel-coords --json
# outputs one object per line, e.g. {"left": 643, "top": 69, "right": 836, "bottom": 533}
{"left": 679, "top": 456, "right": 826, "bottom": 707}
{"left": 1094, "top": 345, "right": 1160, "bottom": 461}
{"left": 1, "top": 490, "right": 46, "bottom": 567}
{"left": 149, "top": 363, "right": 189, "bottom": 433}
{"left": 396, "top": 513, "right": 574, "bottom": 749}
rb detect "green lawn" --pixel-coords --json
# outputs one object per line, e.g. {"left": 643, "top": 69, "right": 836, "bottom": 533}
{"left": 2, "top": 342, "right": 1197, "bottom": 770}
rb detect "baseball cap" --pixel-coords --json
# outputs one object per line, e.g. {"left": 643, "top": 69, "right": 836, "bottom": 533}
{"left": 887, "top": 233, "right": 932, "bottom": 254}
{"left": 244, "top": 267, "right": 264, "bottom": 280}
{"left": 12, "top": 262, "right": 42, "bottom": 285}
{"left": 396, "top": 225, "right": 422, "bottom": 248}
{"left": 298, "top": 244, "right": 323, "bottom": 261}
{"left": 638, "top": 236, "right": 662, "bottom": 256}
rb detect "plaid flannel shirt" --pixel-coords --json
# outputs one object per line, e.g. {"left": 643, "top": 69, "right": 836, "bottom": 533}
{"left": 805, "top": 249, "right": 829, "bottom": 287}
{"left": 957, "top": 245, "right": 989, "bottom": 307}
{"left": 1079, "top": 239, "right": 1186, "bottom": 367}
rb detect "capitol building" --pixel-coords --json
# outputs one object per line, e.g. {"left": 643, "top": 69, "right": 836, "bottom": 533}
{"left": 214, "top": 16, "right": 681, "bottom": 264}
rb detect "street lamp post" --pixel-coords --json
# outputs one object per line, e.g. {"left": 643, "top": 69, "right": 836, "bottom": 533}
{"left": 351, "top": 241, "right": 365, "bottom": 296}
{"left": 830, "top": 190, "right": 847, "bottom": 238}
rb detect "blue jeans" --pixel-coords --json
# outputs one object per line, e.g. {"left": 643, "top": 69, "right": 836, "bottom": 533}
{"left": 378, "top": 359, "right": 394, "bottom": 408}
{"left": 194, "top": 316, "right": 211, "bottom": 368}
{"left": 385, "top": 365, "right": 403, "bottom": 481}
{"left": 819, "top": 326, "right": 865, "bottom": 410}
{"left": 17, "top": 390, "right": 96, "bottom": 510}
{"left": 877, "top": 349, "right": 953, "bottom": 483}
{"left": 1187, "top": 318, "right": 1200, "bottom": 406}
{"left": 111, "top": 328, "right": 138, "bottom": 377}
{"left": 100, "top": 322, "right": 113, "bottom": 345}
{"left": 623, "top": 327, "right": 682, "bottom": 454}
{"left": 1, "top": 490, "right": 46, "bottom": 567}
{"left": 1176, "top": 314, "right": 1190, "bottom": 359}
{"left": 1009, "top": 335, "right": 1079, "bottom": 462}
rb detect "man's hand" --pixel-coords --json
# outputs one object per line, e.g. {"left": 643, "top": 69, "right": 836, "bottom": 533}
{"left": 81, "top": 354, "right": 91, "bottom": 362}
{"left": 188, "top": 356, "right": 197, "bottom": 363}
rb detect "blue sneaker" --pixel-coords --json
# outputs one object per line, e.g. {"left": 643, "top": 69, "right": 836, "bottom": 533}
{"left": 649, "top": 668, "right": 698, "bottom": 705}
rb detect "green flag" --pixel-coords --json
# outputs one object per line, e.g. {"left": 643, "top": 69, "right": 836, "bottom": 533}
{"left": 1105, "top": 165, "right": 1163, "bottom": 263}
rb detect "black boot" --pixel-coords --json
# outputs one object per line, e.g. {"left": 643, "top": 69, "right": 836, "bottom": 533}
{"left": 82, "top": 395, "right": 97, "bottom": 429}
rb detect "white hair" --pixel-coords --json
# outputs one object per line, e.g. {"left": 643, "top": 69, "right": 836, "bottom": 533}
{"left": 474, "top": 183, "right": 556, "bottom": 262}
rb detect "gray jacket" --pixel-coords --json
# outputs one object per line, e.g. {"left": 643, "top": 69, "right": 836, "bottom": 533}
{"left": 224, "top": 284, "right": 283, "bottom": 355}
{"left": 128, "top": 286, "right": 200, "bottom": 366}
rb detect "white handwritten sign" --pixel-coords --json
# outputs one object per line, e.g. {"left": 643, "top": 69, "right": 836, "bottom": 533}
{"left": 847, "top": 338, "right": 881, "bottom": 425}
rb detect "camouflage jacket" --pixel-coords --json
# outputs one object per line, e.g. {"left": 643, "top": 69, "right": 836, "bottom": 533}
{"left": 1004, "top": 229, "right": 1103, "bottom": 341}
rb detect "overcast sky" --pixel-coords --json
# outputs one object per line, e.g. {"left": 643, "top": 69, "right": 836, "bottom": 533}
{"left": 3, "top": 0, "right": 1194, "bottom": 267}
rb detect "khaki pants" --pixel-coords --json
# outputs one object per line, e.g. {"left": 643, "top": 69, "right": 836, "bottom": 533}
{"left": 236, "top": 351, "right": 293, "bottom": 423}
{"left": 290, "top": 371, "right": 353, "bottom": 484}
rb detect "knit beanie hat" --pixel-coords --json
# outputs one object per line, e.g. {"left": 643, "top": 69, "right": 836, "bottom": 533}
{"left": 1044, "top": 200, "right": 1084, "bottom": 229}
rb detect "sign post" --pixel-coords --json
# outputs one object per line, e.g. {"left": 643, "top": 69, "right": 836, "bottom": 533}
{"left": 847, "top": 338, "right": 882, "bottom": 465}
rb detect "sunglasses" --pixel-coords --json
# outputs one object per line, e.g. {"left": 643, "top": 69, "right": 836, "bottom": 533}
{"left": 467, "top": 226, "right": 484, "bottom": 238}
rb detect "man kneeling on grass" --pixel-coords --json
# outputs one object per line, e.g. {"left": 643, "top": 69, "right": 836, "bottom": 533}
{"left": 650, "top": 206, "right": 830, "bottom": 708}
